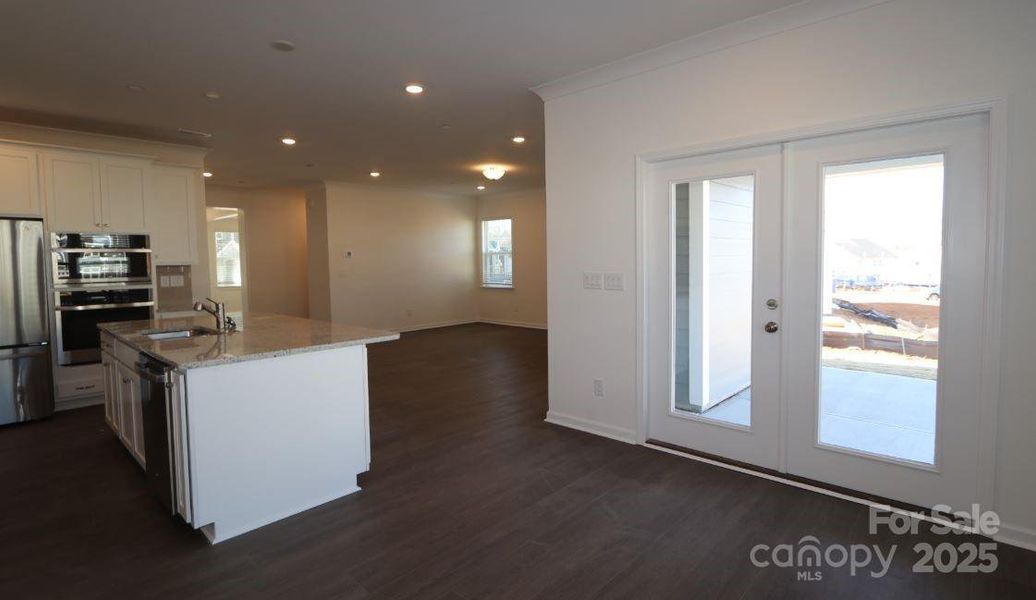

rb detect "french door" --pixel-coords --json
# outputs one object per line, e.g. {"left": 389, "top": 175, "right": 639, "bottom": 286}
{"left": 645, "top": 144, "right": 783, "bottom": 470}
{"left": 645, "top": 114, "right": 991, "bottom": 511}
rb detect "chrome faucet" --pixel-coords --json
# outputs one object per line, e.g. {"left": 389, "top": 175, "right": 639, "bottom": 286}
{"left": 193, "top": 298, "right": 236, "bottom": 332}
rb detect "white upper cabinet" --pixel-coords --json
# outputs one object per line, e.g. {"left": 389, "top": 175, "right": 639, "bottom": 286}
{"left": 43, "top": 151, "right": 102, "bottom": 232}
{"left": 0, "top": 144, "right": 41, "bottom": 216}
{"left": 99, "top": 157, "right": 149, "bottom": 232}
{"left": 44, "top": 151, "right": 153, "bottom": 232}
{"left": 149, "top": 165, "right": 199, "bottom": 265}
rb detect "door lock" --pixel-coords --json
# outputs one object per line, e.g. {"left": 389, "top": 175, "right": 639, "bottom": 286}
{"left": 766, "top": 298, "right": 779, "bottom": 310}
{"left": 764, "top": 321, "right": 780, "bottom": 333}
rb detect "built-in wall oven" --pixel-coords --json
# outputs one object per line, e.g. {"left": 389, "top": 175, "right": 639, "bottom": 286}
{"left": 51, "top": 233, "right": 154, "bottom": 366}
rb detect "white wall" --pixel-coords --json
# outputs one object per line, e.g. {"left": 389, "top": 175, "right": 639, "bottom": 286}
{"left": 540, "top": 0, "right": 1036, "bottom": 544}
{"left": 205, "top": 186, "right": 310, "bottom": 318}
{"left": 477, "top": 189, "right": 548, "bottom": 328}
{"left": 308, "top": 182, "right": 479, "bottom": 331}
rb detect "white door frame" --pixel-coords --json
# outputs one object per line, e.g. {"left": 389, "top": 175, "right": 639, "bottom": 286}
{"left": 634, "top": 98, "right": 1007, "bottom": 512}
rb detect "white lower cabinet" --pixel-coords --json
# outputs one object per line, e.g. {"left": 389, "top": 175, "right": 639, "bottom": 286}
{"left": 105, "top": 355, "right": 146, "bottom": 468}
{"left": 101, "top": 347, "right": 193, "bottom": 524}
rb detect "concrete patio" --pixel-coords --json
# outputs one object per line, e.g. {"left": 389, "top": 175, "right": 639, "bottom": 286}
{"left": 703, "top": 366, "right": 937, "bottom": 464}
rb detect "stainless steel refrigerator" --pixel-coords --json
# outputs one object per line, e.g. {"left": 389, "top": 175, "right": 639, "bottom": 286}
{"left": 0, "top": 218, "right": 53, "bottom": 425}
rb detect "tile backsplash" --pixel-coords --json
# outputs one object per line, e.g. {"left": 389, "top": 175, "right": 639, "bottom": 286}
{"left": 156, "top": 265, "right": 194, "bottom": 312}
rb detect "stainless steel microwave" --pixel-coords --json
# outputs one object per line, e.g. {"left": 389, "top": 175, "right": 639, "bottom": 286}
{"left": 51, "top": 232, "right": 152, "bottom": 286}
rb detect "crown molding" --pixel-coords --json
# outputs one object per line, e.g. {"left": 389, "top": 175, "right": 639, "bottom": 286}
{"left": 531, "top": 0, "right": 894, "bottom": 102}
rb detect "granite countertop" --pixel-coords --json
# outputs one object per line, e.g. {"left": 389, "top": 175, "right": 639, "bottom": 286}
{"left": 98, "top": 312, "right": 399, "bottom": 369}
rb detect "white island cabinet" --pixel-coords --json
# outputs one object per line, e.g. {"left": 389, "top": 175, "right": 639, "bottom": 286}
{"left": 98, "top": 313, "right": 398, "bottom": 543}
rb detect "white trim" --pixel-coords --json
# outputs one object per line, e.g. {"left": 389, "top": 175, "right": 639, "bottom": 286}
{"left": 55, "top": 395, "right": 103, "bottom": 411}
{"left": 545, "top": 410, "right": 637, "bottom": 444}
{"left": 532, "top": 0, "right": 894, "bottom": 101}
{"left": 394, "top": 319, "right": 480, "bottom": 333}
{"left": 394, "top": 319, "right": 548, "bottom": 333}
{"left": 479, "top": 318, "right": 547, "bottom": 330}
{"left": 634, "top": 99, "right": 1005, "bottom": 518}
{"left": 0, "top": 121, "right": 210, "bottom": 156}
{"left": 996, "top": 523, "right": 1036, "bottom": 553}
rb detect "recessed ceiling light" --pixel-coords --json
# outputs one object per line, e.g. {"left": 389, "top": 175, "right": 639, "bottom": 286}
{"left": 126, "top": 84, "right": 146, "bottom": 92}
{"left": 482, "top": 165, "right": 506, "bottom": 180}
{"left": 203, "top": 171, "right": 213, "bottom": 178}
{"left": 203, "top": 91, "right": 221, "bottom": 100}
{"left": 512, "top": 136, "right": 526, "bottom": 144}
{"left": 271, "top": 40, "right": 296, "bottom": 52}
{"left": 476, "top": 185, "right": 486, "bottom": 191}
{"left": 369, "top": 171, "right": 381, "bottom": 178}
{"left": 281, "top": 137, "right": 297, "bottom": 146}
{"left": 405, "top": 83, "right": 424, "bottom": 94}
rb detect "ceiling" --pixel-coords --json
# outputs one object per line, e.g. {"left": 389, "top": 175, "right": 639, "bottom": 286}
{"left": 0, "top": 0, "right": 801, "bottom": 195}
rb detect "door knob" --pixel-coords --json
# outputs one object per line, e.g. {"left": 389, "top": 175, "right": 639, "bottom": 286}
{"left": 764, "top": 321, "right": 779, "bottom": 333}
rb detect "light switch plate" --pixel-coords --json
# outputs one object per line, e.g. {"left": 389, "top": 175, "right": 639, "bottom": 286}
{"left": 583, "top": 272, "right": 603, "bottom": 290}
{"left": 603, "top": 272, "right": 624, "bottom": 291}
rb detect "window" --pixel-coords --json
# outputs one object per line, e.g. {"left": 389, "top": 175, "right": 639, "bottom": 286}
{"left": 214, "top": 231, "right": 242, "bottom": 287}
{"left": 481, "top": 218, "right": 513, "bottom": 287}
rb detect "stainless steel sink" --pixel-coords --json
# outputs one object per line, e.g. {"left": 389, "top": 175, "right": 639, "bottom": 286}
{"left": 145, "top": 327, "right": 220, "bottom": 341}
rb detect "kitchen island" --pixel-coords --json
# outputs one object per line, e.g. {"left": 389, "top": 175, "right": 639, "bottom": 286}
{"left": 97, "top": 313, "right": 398, "bottom": 543}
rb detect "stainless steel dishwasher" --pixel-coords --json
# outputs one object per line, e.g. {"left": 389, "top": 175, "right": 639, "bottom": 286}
{"left": 136, "top": 354, "right": 176, "bottom": 514}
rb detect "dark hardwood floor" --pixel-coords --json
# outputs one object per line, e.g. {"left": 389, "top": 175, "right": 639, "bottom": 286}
{"left": 1, "top": 323, "right": 1033, "bottom": 598}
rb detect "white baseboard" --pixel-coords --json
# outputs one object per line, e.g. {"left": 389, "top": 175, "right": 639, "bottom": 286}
{"left": 394, "top": 319, "right": 479, "bottom": 333}
{"left": 544, "top": 410, "right": 637, "bottom": 444}
{"left": 394, "top": 319, "right": 547, "bottom": 333}
{"left": 479, "top": 319, "right": 548, "bottom": 330}
{"left": 995, "top": 522, "right": 1036, "bottom": 552}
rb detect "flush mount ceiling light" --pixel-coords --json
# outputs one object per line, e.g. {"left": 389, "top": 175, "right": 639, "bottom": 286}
{"left": 271, "top": 39, "right": 296, "bottom": 52}
{"left": 203, "top": 91, "right": 221, "bottom": 100}
{"left": 476, "top": 185, "right": 486, "bottom": 191}
{"left": 126, "top": 84, "right": 146, "bottom": 92}
{"left": 512, "top": 136, "right": 526, "bottom": 144}
{"left": 404, "top": 83, "right": 424, "bottom": 94}
{"left": 281, "top": 137, "right": 297, "bottom": 146}
{"left": 481, "top": 165, "right": 506, "bottom": 180}
{"left": 369, "top": 171, "right": 381, "bottom": 178}
{"left": 203, "top": 171, "right": 213, "bottom": 178}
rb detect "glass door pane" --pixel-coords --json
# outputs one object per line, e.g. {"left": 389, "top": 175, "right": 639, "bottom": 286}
{"left": 673, "top": 175, "right": 754, "bottom": 427}
{"left": 818, "top": 154, "right": 943, "bottom": 464}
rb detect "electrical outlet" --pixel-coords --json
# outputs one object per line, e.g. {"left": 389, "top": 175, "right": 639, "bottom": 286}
{"left": 159, "top": 275, "right": 170, "bottom": 287}
{"left": 603, "top": 272, "right": 624, "bottom": 291}
{"left": 583, "top": 272, "right": 603, "bottom": 290}
{"left": 593, "top": 379, "right": 605, "bottom": 398}
{"left": 170, "top": 275, "right": 184, "bottom": 288}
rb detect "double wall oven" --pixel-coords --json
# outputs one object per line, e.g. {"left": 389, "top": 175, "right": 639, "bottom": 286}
{"left": 52, "top": 233, "right": 154, "bottom": 365}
